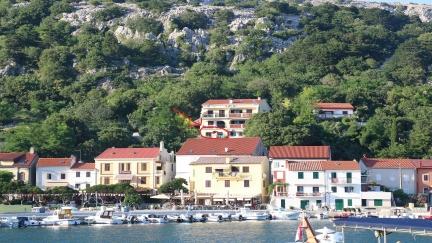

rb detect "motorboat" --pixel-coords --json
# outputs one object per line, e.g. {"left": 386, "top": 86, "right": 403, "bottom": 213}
{"left": 315, "top": 227, "right": 344, "bottom": 243}
{"left": 42, "top": 207, "right": 81, "bottom": 226}
{"left": 193, "top": 213, "right": 208, "bottom": 222}
{"left": 0, "top": 217, "right": 19, "bottom": 228}
{"left": 315, "top": 211, "right": 329, "bottom": 219}
{"left": 207, "top": 213, "right": 231, "bottom": 222}
{"left": 270, "top": 208, "right": 301, "bottom": 220}
{"left": 138, "top": 214, "right": 168, "bottom": 224}
{"left": 166, "top": 214, "right": 184, "bottom": 223}
{"left": 85, "top": 207, "right": 124, "bottom": 225}
{"left": 233, "top": 208, "right": 268, "bottom": 221}
{"left": 17, "top": 216, "right": 42, "bottom": 227}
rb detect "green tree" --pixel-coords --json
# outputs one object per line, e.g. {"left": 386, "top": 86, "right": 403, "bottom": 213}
{"left": 0, "top": 171, "right": 14, "bottom": 183}
{"left": 158, "top": 178, "right": 188, "bottom": 194}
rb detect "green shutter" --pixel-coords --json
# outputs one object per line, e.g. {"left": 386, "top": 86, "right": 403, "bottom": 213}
{"left": 347, "top": 172, "right": 352, "bottom": 178}
{"left": 374, "top": 199, "right": 383, "bottom": 206}
{"left": 348, "top": 199, "right": 352, "bottom": 206}
{"left": 298, "top": 172, "right": 304, "bottom": 179}
{"left": 313, "top": 172, "right": 319, "bottom": 179}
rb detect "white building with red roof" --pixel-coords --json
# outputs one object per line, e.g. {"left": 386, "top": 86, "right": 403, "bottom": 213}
{"left": 176, "top": 137, "right": 267, "bottom": 188}
{"left": 314, "top": 102, "right": 354, "bottom": 119}
{"left": 0, "top": 148, "right": 38, "bottom": 185}
{"left": 360, "top": 157, "right": 418, "bottom": 194}
{"left": 36, "top": 155, "right": 96, "bottom": 190}
{"left": 94, "top": 142, "right": 174, "bottom": 191}
{"left": 198, "top": 98, "right": 271, "bottom": 138}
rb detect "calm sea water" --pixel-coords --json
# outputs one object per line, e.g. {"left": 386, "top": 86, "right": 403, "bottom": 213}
{"left": 1, "top": 220, "right": 431, "bottom": 243}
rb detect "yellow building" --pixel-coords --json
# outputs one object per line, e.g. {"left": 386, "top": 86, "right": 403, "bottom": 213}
{"left": 0, "top": 149, "right": 38, "bottom": 185}
{"left": 190, "top": 156, "right": 269, "bottom": 205}
{"left": 94, "top": 142, "right": 175, "bottom": 191}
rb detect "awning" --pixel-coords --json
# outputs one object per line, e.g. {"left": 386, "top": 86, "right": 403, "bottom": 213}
{"left": 151, "top": 194, "right": 171, "bottom": 200}
{"left": 115, "top": 174, "right": 133, "bottom": 180}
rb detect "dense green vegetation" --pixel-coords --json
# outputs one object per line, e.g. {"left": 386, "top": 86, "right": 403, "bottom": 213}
{"left": 1, "top": 0, "right": 432, "bottom": 161}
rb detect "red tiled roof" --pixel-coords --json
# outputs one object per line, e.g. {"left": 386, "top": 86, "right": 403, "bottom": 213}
{"left": 315, "top": 103, "right": 354, "bottom": 110}
{"left": 0, "top": 152, "right": 37, "bottom": 168}
{"left": 203, "top": 99, "right": 263, "bottom": 105}
{"left": 177, "top": 137, "right": 263, "bottom": 156}
{"left": 413, "top": 160, "right": 432, "bottom": 168}
{"left": 96, "top": 148, "right": 160, "bottom": 159}
{"left": 37, "top": 157, "right": 72, "bottom": 167}
{"left": 71, "top": 162, "right": 95, "bottom": 170}
{"left": 269, "top": 146, "right": 330, "bottom": 159}
{"left": 322, "top": 160, "right": 360, "bottom": 170}
{"left": 287, "top": 161, "right": 324, "bottom": 171}
{"left": 361, "top": 158, "right": 417, "bottom": 169}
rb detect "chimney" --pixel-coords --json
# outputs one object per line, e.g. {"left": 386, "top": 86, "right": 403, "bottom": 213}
{"left": 29, "top": 147, "right": 35, "bottom": 154}
{"left": 229, "top": 99, "right": 233, "bottom": 104}
{"left": 160, "top": 141, "right": 164, "bottom": 151}
{"left": 224, "top": 147, "right": 229, "bottom": 153}
{"left": 225, "top": 157, "right": 230, "bottom": 164}
{"left": 71, "top": 155, "right": 77, "bottom": 166}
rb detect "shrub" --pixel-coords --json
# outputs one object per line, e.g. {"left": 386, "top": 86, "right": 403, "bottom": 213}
{"left": 126, "top": 17, "right": 163, "bottom": 35}
{"left": 94, "top": 5, "right": 126, "bottom": 21}
{"left": 172, "top": 9, "right": 209, "bottom": 30}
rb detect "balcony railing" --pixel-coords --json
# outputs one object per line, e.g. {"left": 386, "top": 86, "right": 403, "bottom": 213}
{"left": 229, "top": 113, "right": 252, "bottom": 118}
{"left": 274, "top": 192, "right": 288, "bottom": 197}
{"left": 213, "top": 172, "right": 248, "bottom": 181}
{"left": 330, "top": 178, "right": 352, "bottom": 184}
{"left": 119, "top": 170, "right": 131, "bottom": 174}
{"left": 230, "top": 124, "right": 245, "bottom": 129}
{"left": 296, "top": 192, "right": 323, "bottom": 197}
{"left": 318, "top": 114, "right": 352, "bottom": 119}
{"left": 202, "top": 113, "right": 227, "bottom": 118}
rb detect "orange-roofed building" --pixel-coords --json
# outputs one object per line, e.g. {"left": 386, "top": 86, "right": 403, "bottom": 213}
{"left": 314, "top": 102, "right": 354, "bottom": 119}
{"left": 199, "top": 98, "right": 270, "bottom": 138}
{"left": 94, "top": 142, "right": 175, "bottom": 191}
{"left": 410, "top": 160, "right": 432, "bottom": 196}
{"left": 0, "top": 148, "right": 38, "bottom": 185}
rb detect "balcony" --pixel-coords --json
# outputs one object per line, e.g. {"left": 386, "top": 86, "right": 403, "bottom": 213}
{"left": 229, "top": 113, "right": 252, "bottom": 118}
{"left": 274, "top": 192, "right": 288, "bottom": 197}
{"left": 330, "top": 178, "right": 352, "bottom": 184}
{"left": 318, "top": 114, "right": 352, "bottom": 119}
{"left": 202, "top": 113, "right": 227, "bottom": 118}
{"left": 296, "top": 192, "right": 323, "bottom": 197}
{"left": 119, "top": 170, "right": 131, "bottom": 174}
{"left": 213, "top": 172, "right": 249, "bottom": 181}
{"left": 230, "top": 124, "right": 245, "bottom": 129}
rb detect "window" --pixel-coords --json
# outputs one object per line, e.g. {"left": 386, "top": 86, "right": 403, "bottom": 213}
{"left": 316, "top": 200, "right": 322, "bottom": 207}
{"left": 298, "top": 172, "right": 304, "bottom": 179}
{"left": 348, "top": 199, "right": 352, "bottom": 207}
{"left": 75, "top": 184, "right": 80, "bottom": 189}
{"left": 345, "top": 186, "right": 354, "bottom": 193}
{"left": 331, "top": 186, "right": 337, "bottom": 193}
{"left": 205, "top": 180, "right": 211, "bottom": 188}
{"left": 86, "top": 172, "right": 91, "bottom": 177}
{"left": 207, "top": 110, "right": 213, "bottom": 115}
{"left": 47, "top": 173, "right": 52, "bottom": 180}
{"left": 362, "top": 199, "right": 367, "bottom": 207}
{"left": 229, "top": 131, "right": 236, "bottom": 137}
{"left": 243, "top": 166, "right": 249, "bottom": 173}
{"left": 244, "top": 180, "right": 250, "bottom": 187}
{"left": 424, "top": 187, "right": 429, "bottom": 194}
{"left": 104, "top": 163, "right": 110, "bottom": 171}
{"left": 313, "top": 187, "right": 319, "bottom": 193}
{"left": 313, "top": 172, "right": 319, "bottom": 179}
{"left": 347, "top": 172, "right": 352, "bottom": 183}
{"left": 76, "top": 172, "right": 80, "bottom": 177}
{"left": 205, "top": 167, "right": 212, "bottom": 173}
{"left": 232, "top": 166, "right": 239, "bottom": 173}
{"left": 374, "top": 199, "right": 383, "bottom": 207}
{"left": 208, "top": 121, "right": 214, "bottom": 126}
{"left": 331, "top": 172, "right": 337, "bottom": 178}
{"left": 423, "top": 174, "right": 429, "bottom": 182}
{"left": 61, "top": 173, "right": 66, "bottom": 180}
{"left": 225, "top": 180, "right": 230, "bottom": 187}
{"left": 205, "top": 132, "right": 212, "bottom": 137}
{"left": 141, "top": 163, "right": 147, "bottom": 171}
{"left": 342, "top": 111, "right": 348, "bottom": 115}
{"left": 18, "top": 172, "right": 25, "bottom": 181}
{"left": 156, "top": 176, "right": 160, "bottom": 184}
{"left": 297, "top": 186, "right": 304, "bottom": 193}
{"left": 171, "top": 164, "right": 174, "bottom": 171}
{"left": 246, "top": 109, "right": 252, "bottom": 113}
{"left": 104, "top": 177, "right": 110, "bottom": 185}
{"left": 120, "top": 163, "right": 130, "bottom": 172}
{"left": 139, "top": 177, "right": 146, "bottom": 184}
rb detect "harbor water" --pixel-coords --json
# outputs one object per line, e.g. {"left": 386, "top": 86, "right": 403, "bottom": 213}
{"left": 1, "top": 219, "right": 431, "bottom": 243}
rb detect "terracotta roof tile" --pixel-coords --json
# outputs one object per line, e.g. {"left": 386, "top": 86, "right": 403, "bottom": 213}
{"left": 0, "top": 152, "right": 38, "bottom": 168}
{"left": 322, "top": 160, "right": 360, "bottom": 170}
{"left": 96, "top": 147, "right": 160, "bottom": 159}
{"left": 315, "top": 103, "right": 354, "bottom": 110}
{"left": 269, "top": 146, "right": 330, "bottom": 159}
{"left": 177, "top": 137, "right": 263, "bottom": 156}
{"left": 71, "top": 162, "right": 95, "bottom": 170}
{"left": 191, "top": 156, "right": 267, "bottom": 165}
{"left": 203, "top": 99, "right": 263, "bottom": 105}
{"left": 37, "top": 157, "right": 72, "bottom": 167}
{"left": 0, "top": 152, "right": 25, "bottom": 161}
{"left": 412, "top": 160, "right": 432, "bottom": 168}
{"left": 361, "top": 158, "right": 417, "bottom": 169}
{"left": 287, "top": 161, "right": 324, "bottom": 171}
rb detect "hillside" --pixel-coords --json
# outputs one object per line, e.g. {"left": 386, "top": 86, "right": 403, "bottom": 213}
{"left": 0, "top": 0, "right": 432, "bottom": 161}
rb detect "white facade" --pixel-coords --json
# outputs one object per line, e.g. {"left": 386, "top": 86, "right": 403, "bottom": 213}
{"left": 36, "top": 166, "right": 71, "bottom": 190}
{"left": 359, "top": 161, "right": 417, "bottom": 194}
{"left": 317, "top": 109, "right": 354, "bottom": 119}
{"left": 70, "top": 167, "right": 97, "bottom": 191}
{"left": 199, "top": 98, "right": 271, "bottom": 138}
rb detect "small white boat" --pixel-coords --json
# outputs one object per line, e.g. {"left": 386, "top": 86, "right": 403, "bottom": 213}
{"left": 85, "top": 207, "right": 124, "bottom": 225}
{"left": 166, "top": 215, "right": 183, "bottom": 223}
{"left": 138, "top": 214, "right": 168, "bottom": 224}
{"left": 18, "top": 216, "right": 42, "bottom": 226}
{"left": 233, "top": 208, "right": 268, "bottom": 221}
{"left": 315, "top": 227, "right": 344, "bottom": 243}
{"left": 0, "top": 217, "right": 19, "bottom": 228}
{"left": 316, "top": 211, "right": 329, "bottom": 219}
{"left": 207, "top": 213, "right": 231, "bottom": 222}
{"left": 42, "top": 207, "right": 81, "bottom": 226}
{"left": 270, "top": 208, "right": 301, "bottom": 220}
